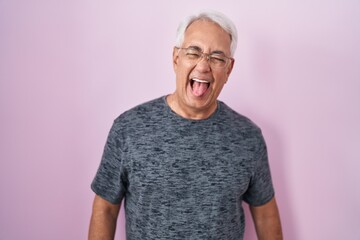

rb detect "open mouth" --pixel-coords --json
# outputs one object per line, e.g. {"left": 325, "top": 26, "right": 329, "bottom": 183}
{"left": 190, "top": 78, "right": 210, "bottom": 97}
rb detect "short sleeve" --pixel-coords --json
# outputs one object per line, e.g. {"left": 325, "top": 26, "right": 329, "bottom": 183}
{"left": 91, "top": 121, "right": 127, "bottom": 204}
{"left": 243, "top": 134, "right": 274, "bottom": 206}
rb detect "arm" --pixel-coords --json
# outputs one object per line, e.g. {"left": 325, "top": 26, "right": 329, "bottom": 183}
{"left": 89, "top": 195, "right": 121, "bottom": 240}
{"left": 250, "top": 197, "right": 283, "bottom": 240}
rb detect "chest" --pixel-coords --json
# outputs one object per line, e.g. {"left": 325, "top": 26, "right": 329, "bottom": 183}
{"left": 122, "top": 125, "right": 257, "bottom": 200}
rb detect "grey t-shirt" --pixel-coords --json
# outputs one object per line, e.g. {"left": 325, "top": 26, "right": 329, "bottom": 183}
{"left": 91, "top": 96, "right": 274, "bottom": 240}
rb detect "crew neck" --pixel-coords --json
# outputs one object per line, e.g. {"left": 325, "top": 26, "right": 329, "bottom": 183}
{"left": 161, "top": 95, "right": 221, "bottom": 122}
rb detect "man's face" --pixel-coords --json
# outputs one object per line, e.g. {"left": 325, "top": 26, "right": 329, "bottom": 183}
{"left": 172, "top": 20, "right": 234, "bottom": 118}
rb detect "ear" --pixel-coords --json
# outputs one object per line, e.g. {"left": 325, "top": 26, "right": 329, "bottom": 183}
{"left": 173, "top": 47, "right": 180, "bottom": 71}
{"left": 226, "top": 58, "right": 235, "bottom": 77}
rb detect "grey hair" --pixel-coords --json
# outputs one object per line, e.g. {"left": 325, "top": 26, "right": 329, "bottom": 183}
{"left": 175, "top": 11, "right": 238, "bottom": 57}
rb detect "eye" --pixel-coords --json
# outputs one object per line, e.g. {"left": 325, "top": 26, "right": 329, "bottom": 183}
{"left": 186, "top": 50, "right": 201, "bottom": 59}
{"left": 210, "top": 56, "right": 226, "bottom": 63}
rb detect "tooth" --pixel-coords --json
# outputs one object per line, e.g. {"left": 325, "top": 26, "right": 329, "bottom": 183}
{"left": 193, "top": 78, "right": 209, "bottom": 83}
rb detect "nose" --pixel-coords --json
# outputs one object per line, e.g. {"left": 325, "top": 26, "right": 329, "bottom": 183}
{"left": 195, "top": 54, "right": 211, "bottom": 72}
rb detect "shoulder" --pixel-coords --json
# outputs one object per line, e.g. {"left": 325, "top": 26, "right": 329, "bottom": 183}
{"left": 111, "top": 96, "right": 165, "bottom": 130}
{"left": 217, "top": 101, "right": 266, "bottom": 149}
{"left": 121, "top": 97, "right": 164, "bottom": 117}
{"left": 218, "top": 101, "right": 261, "bottom": 132}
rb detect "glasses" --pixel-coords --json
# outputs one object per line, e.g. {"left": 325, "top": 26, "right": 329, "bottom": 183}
{"left": 175, "top": 46, "right": 233, "bottom": 69}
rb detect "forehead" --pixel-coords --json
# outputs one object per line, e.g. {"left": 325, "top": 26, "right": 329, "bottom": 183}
{"left": 183, "top": 20, "right": 231, "bottom": 54}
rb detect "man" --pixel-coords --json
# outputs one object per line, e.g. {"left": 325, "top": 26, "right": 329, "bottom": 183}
{"left": 89, "top": 11, "right": 282, "bottom": 240}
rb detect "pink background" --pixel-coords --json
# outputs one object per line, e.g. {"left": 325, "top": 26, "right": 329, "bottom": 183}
{"left": 1, "top": 1, "right": 359, "bottom": 239}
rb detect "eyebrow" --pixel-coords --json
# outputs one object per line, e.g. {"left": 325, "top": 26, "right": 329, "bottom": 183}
{"left": 187, "top": 45, "right": 226, "bottom": 56}
{"left": 187, "top": 45, "right": 203, "bottom": 52}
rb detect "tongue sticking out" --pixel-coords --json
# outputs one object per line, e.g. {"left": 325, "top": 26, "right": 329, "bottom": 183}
{"left": 192, "top": 81, "right": 209, "bottom": 97}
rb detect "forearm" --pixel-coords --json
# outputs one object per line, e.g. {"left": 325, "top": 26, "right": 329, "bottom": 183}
{"left": 88, "top": 195, "right": 120, "bottom": 240}
{"left": 250, "top": 197, "right": 283, "bottom": 240}
{"left": 89, "top": 211, "right": 117, "bottom": 240}
{"left": 253, "top": 213, "right": 282, "bottom": 240}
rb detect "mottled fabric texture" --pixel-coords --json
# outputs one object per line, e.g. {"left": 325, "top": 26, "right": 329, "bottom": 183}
{"left": 91, "top": 96, "right": 274, "bottom": 240}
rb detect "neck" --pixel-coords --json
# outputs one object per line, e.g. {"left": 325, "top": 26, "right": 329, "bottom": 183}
{"left": 166, "top": 94, "right": 217, "bottom": 120}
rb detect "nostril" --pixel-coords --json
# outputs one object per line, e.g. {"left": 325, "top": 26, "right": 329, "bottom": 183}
{"left": 196, "top": 60, "right": 212, "bottom": 71}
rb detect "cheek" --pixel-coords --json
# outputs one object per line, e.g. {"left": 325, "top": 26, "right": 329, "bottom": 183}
{"left": 214, "top": 73, "right": 228, "bottom": 85}
{"left": 211, "top": 76, "right": 228, "bottom": 93}
{"left": 175, "top": 67, "right": 190, "bottom": 88}
{"left": 176, "top": 64, "right": 193, "bottom": 79}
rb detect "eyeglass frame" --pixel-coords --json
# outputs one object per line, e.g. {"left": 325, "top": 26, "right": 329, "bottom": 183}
{"left": 175, "top": 46, "right": 234, "bottom": 69}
